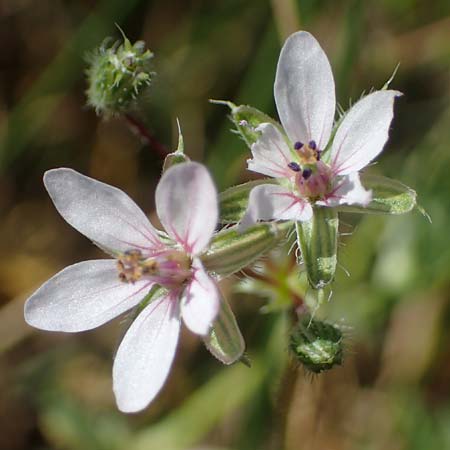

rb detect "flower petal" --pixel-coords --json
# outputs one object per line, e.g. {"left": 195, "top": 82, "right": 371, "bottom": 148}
{"left": 274, "top": 31, "right": 335, "bottom": 150}
{"left": 113, "top": 293, "right": 181, "bottom": 413}
{"left": 321, "top": 172, "right": 372, "bottom": 207}
{"left": 155, "top": 162, "right": 218, "bottom": 255}
{"left": 181, "top": 259, "right": 220, "bottom": 336}
{"left": 24, "top": 260, "right": 152, "bottom": 332}
{"left": 44, "top": 168, "right": 163, "bottom": 255}
{"left": 239, "top": 184, "right": 313, "bottom": 231}
{"left": 247, "top": 123, "right": 294, "bottom": 178}
{"left": 330, "top": 90, "right": 402, "bottom": 175}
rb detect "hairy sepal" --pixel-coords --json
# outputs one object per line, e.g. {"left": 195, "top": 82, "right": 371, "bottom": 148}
{"left": 201, "top": 222, "right": 292, "bottom": 277}
{"left": 337, "top": 174, "right": 417, "bottom": 215}
{"left": 219, "top": 179, "right": 277, "bottom": 224}
{"left": 204, "top": 293, "right": 245, "bottom": 365}
{"left": 211, "top": 100, "right": 284, "bottom": 148}
{"left": 296, "top": 207, "right": 338, "bottom": 289}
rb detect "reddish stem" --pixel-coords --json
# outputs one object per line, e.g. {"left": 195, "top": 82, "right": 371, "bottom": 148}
{"left": 124, "top": 113, "right": 169, "bottom": 159}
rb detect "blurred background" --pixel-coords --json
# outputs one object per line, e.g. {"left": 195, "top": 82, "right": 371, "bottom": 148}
{"left": 1, "top": 0, "right": 450, "bottom": 449}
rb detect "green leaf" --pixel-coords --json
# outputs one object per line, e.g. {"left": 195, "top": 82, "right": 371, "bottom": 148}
{"left": 203, "top": 293, "right": 245, "bottom": 365}
{"left": 336, "top": 174, "right": 417, "bottom": 215}
{"left": 219, "top": 179, "right": 276, "bottom": 223}
{"left": 296, "top": 207, "right": 338, "bottom": 289}
{"left": 201, "top": 222, "right": 292, "bottom": 277}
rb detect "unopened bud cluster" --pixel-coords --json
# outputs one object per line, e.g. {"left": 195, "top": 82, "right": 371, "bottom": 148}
{"left": 86, "top": 36, "right": 154, "bottom": 116}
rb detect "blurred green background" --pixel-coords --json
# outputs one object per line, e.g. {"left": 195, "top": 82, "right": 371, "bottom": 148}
{"left": 1, "top": 0, "right": 450, "bottom": 449}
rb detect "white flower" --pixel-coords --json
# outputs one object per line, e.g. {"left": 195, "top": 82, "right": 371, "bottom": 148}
{"left": 24, "top": 162, "right": 221, "bottom": 413}
{"left": 241, "top": 31, "right": 402, "bottom": 228}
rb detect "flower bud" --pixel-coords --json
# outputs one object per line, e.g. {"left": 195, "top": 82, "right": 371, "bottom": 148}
{"left": 290, "top": 315, "right": 343, "bottom": 373}
{"left": 86, "top": 35, "right": 154, "bottom": 116}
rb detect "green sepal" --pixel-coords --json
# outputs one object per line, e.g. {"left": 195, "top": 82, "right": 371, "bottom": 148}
{"left": 219, "top": 179, "right": 277, "bottom": 224}
{"left": 200, "top": 222, "right": 292, "bottom": 278}
{"left": 203, "top": 293, "right": 245, "bottom": 365}
{"left": 211, "top": 100, "right": 283, "bottom": 148}
{"left": 296, "top": 207, "right": 338, "bottom": 289}
{"left": 136, "top": 284, "right": 169, "bottom": 313}
{"left": 162, "top": 152, "right": 190, "bottom": 173}
{"left": 162, "top": 122, "right": 190, "bottom": 172}
{"left": 336, "top": 174, "right": 417, "bottom": 215}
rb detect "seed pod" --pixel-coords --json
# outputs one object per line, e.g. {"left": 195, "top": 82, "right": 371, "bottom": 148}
{"left": 290, "top": 315, "right": 343, "bottom": 373}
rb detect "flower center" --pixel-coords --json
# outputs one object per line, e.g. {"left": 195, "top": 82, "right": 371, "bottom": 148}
{"left": 286, "top": 140, "right": 332, "bottom": 200}
{"left": 295, "top": 161, "right": 332, "bottom": 200}
{"left": 117, "top": 249, "right": 192, "bottom": 287}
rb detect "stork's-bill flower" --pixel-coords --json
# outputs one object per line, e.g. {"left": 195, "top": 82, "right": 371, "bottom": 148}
{"left": 241, "top": 31, "right": 402, "bottom": 228}
{"left": 24, "top": 162, "right": 221, "bottom": 413}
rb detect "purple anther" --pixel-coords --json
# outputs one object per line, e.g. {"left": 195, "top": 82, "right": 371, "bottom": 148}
{"left": 308, "top": 140, "right": 317, "bottom": 150}
{"left": 316, "top": 150, "right": 322, "bottom": 161}
{"left": 294, "top": 141, "right": 304, "bottom": 150}
{"left": 288, "top": 161, "right": 301, "bottom": 172}
{"left": 302, "top": 168, "right": 312, "bottom": 179}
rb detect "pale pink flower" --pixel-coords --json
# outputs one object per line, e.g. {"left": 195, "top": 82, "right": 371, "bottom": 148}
{"left": 241, "top": 31, "right": 401, "bottom": 228}
{"left": 24, "top": 162, "right": 220, "bottom": 413}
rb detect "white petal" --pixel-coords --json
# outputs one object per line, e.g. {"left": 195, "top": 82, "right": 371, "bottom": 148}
{"left": 239, "top": 184, "right": 313, "bottom": 231}
{"left": 330, "top": 90, "right": 402, "bottom": 175}
{"left": 24, "top": 260, "right": 152, "bottom": 332}
{"left": 247, "top": 123, "right": 294, "bottom": 178}
{"left": 275, "top": 31, "right": 335, "bottom": 150}
{"left": 322, "top": 172, "right": 372, "bottom": 207}
{"left": 44, "top": 168, "right": 163, "bottom": 255}
{"left": 155, "top": 162, "right": 218, "bottom": 255}
{"left": 181, "top": 259, "right": 220, "bottom": 336}
{"left": 113, "top": 294, "right": 181, "bottom": 413}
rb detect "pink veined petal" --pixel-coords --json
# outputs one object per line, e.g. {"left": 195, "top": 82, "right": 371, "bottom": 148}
{"left": 44, "top": 168, "right": 163, "bottom": 255}
{"left": 239, "top": 184, "right": 313, "bottom": 231}
{"left": 181, "top": 259, "right": 220, "bottom": 336}
{"left": 247, "top": 123, "right": 294, "bottom": 179}
{"left": 155, "top": 162, "right": 218, "bottom": 256}
{"left": 320, "top": 172, "right": 372, "bottom": 207}
{"left": 330, "top": 90, "right": 402, "bottom": 175}
{"left": 113, "top": 293, "right": 181, "bottom": 413}
{"left": 24, "top": 260, "right": 152, "bottom": 332}
{"left": 274, "top": 31, "right": 336, "bottom": 150}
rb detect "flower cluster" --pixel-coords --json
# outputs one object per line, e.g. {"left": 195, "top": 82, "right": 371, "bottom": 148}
{"left": 25, "top": 30, "right": 418, "bottom": 413}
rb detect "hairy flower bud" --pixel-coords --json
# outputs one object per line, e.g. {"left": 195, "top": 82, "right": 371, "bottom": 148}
{"left": 289, "top": 315, "right": 343, "bottom": 373}
{"left": 86, "top": 34, "right": 154, "bottom": 116}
